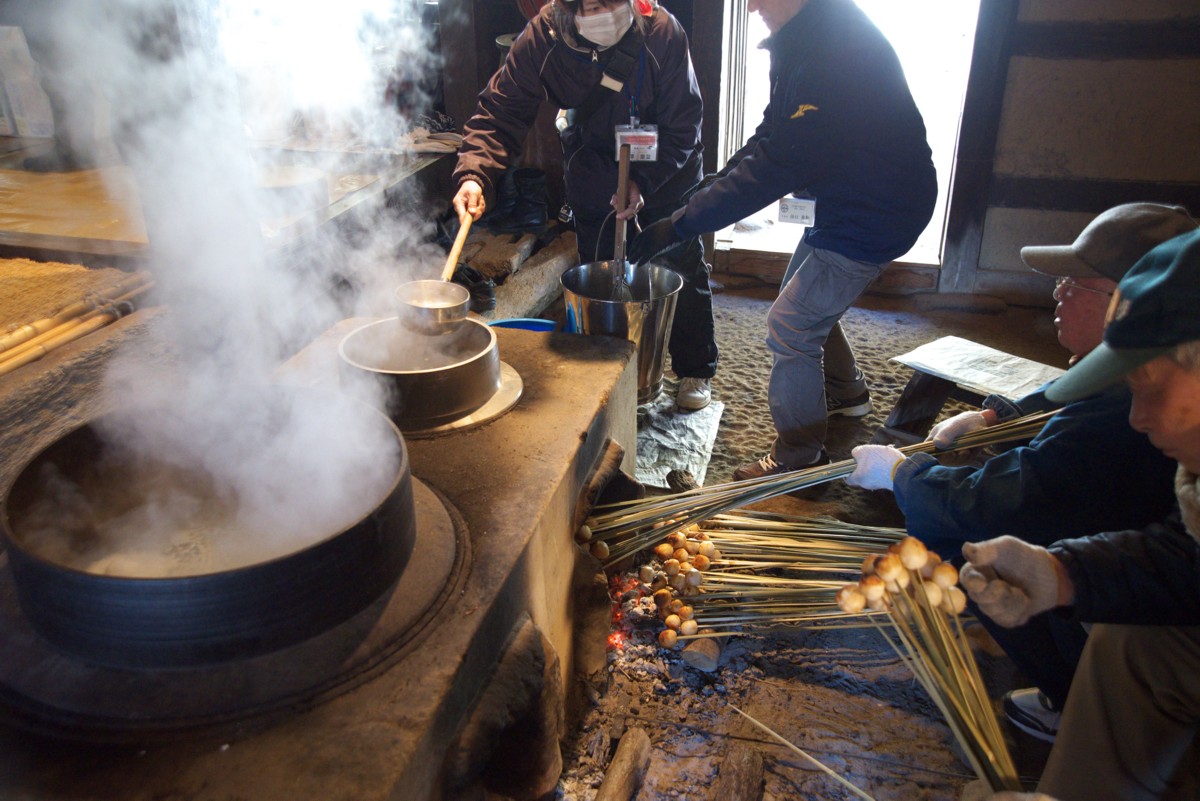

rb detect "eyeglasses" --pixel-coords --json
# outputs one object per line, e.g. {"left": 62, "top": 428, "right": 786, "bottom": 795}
{"left": 1054, "top": 276, "right": 1114, "bottom": 300}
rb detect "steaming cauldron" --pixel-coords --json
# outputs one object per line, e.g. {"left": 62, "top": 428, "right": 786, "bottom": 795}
{"left": 0, "top": 388, "right": 416, "bottom": 669}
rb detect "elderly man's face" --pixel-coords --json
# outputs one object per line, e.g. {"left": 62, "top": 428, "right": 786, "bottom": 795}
{"left": 1053, "top": 276, "right": 1117, "bottom": 360}
{"left": 1128, "top": 354, "right": 1200, "bottom": 473}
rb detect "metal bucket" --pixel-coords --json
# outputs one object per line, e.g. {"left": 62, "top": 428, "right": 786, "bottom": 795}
{"left": 561, "top": 260, "right": 682, "bottom": 403}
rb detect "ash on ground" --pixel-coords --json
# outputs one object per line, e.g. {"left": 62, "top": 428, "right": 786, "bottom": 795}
{"left": 554, "top": 564, "right": 1026, "bottom": 800}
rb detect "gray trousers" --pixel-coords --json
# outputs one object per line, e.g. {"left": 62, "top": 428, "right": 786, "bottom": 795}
{"left": 1040, "top": 624, "right": 1200, "bottom": 801}
{"left": 765, "top": 241, "right": 882, "bottom": 467}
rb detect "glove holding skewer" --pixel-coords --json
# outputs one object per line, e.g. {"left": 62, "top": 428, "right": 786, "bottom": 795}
{"left": 960, "top": 536, "right": 1074, "bottom": 627}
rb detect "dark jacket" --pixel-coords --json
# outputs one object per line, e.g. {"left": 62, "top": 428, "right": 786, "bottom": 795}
{"left": 1051, "top": 506, "right": 1200, "bottom": 625}
{"left": 894, "top": 384, "right": 1179, "bottom": 559}
{"left": 675, "top": 0, "right": 937, "bottom": 263}
{"left": 453, "top": 4, "right": 704, "bottom": 219}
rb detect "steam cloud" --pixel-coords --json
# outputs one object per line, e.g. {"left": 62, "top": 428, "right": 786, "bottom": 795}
{"left": 19, "top": 0, "right": 449, "bottom": 573}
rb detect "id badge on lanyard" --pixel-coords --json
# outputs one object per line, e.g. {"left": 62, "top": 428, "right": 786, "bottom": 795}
{"left": 615, "top": 123, "right": 658, "bottom": 162}
{"left": 779, "top": 196, "right": 816, "bottom": 226}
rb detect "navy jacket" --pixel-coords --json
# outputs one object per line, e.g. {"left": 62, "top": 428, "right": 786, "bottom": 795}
{"left": 453, "top": 4, "right": 703, "bottom": 219}
{"left": 894, "top": 384, "right": 1178, "bottom": 559}
{"left": 675, "top": 0, "right": 937, "bottom": 263}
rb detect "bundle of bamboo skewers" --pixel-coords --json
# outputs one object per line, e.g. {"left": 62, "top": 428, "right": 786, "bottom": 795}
{"left": 0, "top": 271, "right": 154, "bottom": 378}
{"left": 585, "top": 409, "right": 1057, "bottom": 562}
{"left": 837, "top": 536, "right": 1022, "bottom": 792}
{"left": 620, "top": 512, "right": 906, "bottom": 646}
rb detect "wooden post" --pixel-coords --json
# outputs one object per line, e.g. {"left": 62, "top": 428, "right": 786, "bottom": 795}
{"left": 593, "top": 727, "right": 652, "bottom": 801}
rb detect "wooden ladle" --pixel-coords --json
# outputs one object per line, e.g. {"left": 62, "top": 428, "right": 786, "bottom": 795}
{"left": 442, "top": 212, "right": 473, "bottom": 281}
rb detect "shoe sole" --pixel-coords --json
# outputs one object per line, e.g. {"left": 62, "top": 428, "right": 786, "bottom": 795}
{"left": 676, "top": 397, "right": 711, "bottom": 411}
{"left": 1003, "top": 703, "right": 1059, "bottom": 743}
{"left": 827, "top": 400, "right": 872, "bottom": 418}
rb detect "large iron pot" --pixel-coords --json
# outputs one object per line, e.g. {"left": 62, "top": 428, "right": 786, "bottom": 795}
{"left": 0, "top": 388, "right": 416, "bottom": 669}
{"left": 339, "top": 316, "right": 502, "bottom": 431}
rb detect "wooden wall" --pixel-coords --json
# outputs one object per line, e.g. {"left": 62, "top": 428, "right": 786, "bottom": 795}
{"left": 943, "top": 0, "right": 1200, "bottom": 305}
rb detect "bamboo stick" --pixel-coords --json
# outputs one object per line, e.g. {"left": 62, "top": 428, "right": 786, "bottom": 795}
{"left": 730, "top": 705, "right": 876, "bottom": 801}
{"left": 588, "top": 411, "right": 1057, "bottom": 556}
{"left": 0, "top": 314, "right": 117, "bottom": 377}
{"left": 0, "top": 271, "right": 150, "bottom": 356}
{"left": 0, "top": 274, "right": 154, "bottom": 377}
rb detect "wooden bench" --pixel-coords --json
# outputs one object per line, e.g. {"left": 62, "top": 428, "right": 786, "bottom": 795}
{"left": 878, "top": 336, "right": 1065, "bottom": 444}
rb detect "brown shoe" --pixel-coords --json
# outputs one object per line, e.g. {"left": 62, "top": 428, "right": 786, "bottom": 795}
{"left": 732, "top": 451, "right": 830, "bottom": 483}
{"left": 732, "top": 453, "right": 792, "bottom": 481}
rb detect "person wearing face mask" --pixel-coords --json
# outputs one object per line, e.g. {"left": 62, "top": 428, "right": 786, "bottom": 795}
{"left": 452, "top": 0, "right": 719, "bottom": 411}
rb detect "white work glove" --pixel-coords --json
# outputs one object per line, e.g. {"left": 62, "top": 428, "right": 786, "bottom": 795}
{"left": 960, "top": 536, "right": 1063, "bottom": 628}
{"left": 928, "top": 409, "right": 995, "bottom": 449}
{"left": 846, "top": 444, "right": 906, "bottom": 491}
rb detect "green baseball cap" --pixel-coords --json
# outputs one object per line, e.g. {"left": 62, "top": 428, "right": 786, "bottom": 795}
{"left": 1046, "top": 228, "right": 1200, "bottom": 403}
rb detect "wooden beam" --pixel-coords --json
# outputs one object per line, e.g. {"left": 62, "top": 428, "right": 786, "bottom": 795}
{"left": 940, "top": 0, "right": 1019, "bottom": 294}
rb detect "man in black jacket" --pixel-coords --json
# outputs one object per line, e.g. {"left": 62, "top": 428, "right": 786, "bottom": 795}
{"left": 962, "top": 228, "right": 1200, "bottom": 801}
{"left": 630, "top": 0, "right": 936, "bottom": 472}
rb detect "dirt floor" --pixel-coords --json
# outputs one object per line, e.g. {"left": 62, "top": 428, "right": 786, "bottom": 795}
{"left": 553, "top": 276, "right": 1068, "bottom": 800}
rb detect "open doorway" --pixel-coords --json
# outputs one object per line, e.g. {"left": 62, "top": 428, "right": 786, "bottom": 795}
{"left": 719, "top": 1, "right": 980, "bottom": 268}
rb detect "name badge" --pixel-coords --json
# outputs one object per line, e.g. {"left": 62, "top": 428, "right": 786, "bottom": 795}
{"left": 779, "top": 197, "right": 816, "bottom": 226}
{"left": 615, "top": 125, "right": 658, "bottom": 162}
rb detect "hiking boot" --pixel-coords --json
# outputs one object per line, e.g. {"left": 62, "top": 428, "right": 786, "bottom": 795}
{"left": 478, "top": 170, "right": 517, "bottom": 227}
{"left": 1003, "top": 688, "right": 1061, "bottom": 743}
{"left": 827, "top": 390, "right": 872, "bottom": 418}
{"left": 489, "top": 168, "right": 548, "bottom": 232}
{"left": 676, "top": 377, "right": 712, "bottom": 411}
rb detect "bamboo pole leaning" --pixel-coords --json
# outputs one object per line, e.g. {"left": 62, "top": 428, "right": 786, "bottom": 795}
{"left": 0, "top": 272, "right": 154, "bottom": 378}
{"left": 585, "top": 410, "right": 1057, "bottom": 565}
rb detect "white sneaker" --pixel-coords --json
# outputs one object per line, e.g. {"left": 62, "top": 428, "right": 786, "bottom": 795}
{"left": 1003, "top": 688, "right": 1061, "bottom": 742}
{"left": 676, "top": 377, "right": 712, "bottom": 410}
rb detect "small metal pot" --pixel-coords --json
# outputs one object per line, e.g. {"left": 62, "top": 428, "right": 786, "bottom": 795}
{"left": 339, "top": 316, "right": 502, "bottom": 431}
{"left": 394, "top": 280, "right": 470, "bottom": 337}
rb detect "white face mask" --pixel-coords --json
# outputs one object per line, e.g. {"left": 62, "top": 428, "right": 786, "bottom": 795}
{"left": 576, "top": 4, "right": 634, "bottom": 48}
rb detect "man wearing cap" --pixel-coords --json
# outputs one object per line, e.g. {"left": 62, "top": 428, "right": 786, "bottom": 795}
{"left": 844, "top": 203, "right": 1195, "bottom": 739}
{"left": 963, "top": 227, "right": 1200, "bottom": 801}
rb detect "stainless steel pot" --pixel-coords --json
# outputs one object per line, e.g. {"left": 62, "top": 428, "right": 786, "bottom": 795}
{"left": 394, "top": 279, "right": 470, "bottom": 337}
{"left": 339, "top": 316, "right": 502, "bottom": 431}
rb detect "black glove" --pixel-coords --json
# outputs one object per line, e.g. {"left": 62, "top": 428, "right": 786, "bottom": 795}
{"left": 628, "top": 217, "right": 685, "bottom": 265}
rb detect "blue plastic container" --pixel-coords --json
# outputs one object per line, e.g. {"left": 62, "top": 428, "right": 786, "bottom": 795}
{"left": 488, "top": 318, "right": 558, "bottom": 332}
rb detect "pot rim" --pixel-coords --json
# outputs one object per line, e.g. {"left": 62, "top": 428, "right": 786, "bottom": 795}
{"left": 0, "top": 389, "right": 410, "bottom": 583}
{"left": 338, "top": 316, "right": 498, "bottom": 376}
